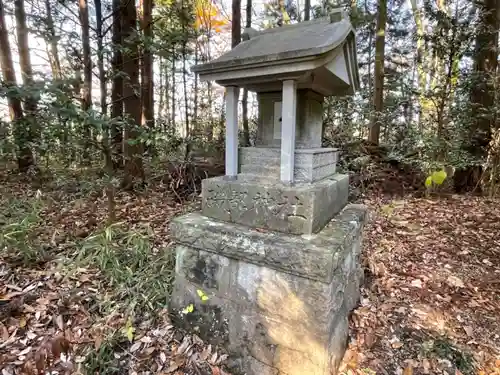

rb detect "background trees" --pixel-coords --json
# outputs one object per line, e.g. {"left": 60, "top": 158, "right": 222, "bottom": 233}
{"left": 0, "top": 0, "right": 497, "bottom": 193}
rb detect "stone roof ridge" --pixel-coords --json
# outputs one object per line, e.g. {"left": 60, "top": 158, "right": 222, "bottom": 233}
{"left": 242, "top": 10, "right": 350, "bottom": 41}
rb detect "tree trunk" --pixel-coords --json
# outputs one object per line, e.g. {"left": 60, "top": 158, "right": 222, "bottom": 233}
{"left": 368, "top": 0, "right": 387, "bottom": 145}
{"left": 121, "top": 0, "right": 144, "bottom": 189}
{"left": 111, "top": 0, "right": 123, "bottom": 168}
{"left": 171, "top": 50, "right": 176, "bottom": 130}
{"left": 79, "top": 0, "right": 92, "bottom": 163}
{"left": 241, "top": 0, "right": 251, "bottom": 146}
{"left": 15, "top": 0, "right": 38, "bottom": 147}
{"left": 469, "top": 0, "right": 499, "bottom": 156}
{"left": 44, "top": 0, "right": 61, "bottom": 79}
{"left": 182, "top": 37, "right": 190, "bottom": 160}
{"left": 139, "top": 0, "right": 154, "bottom": 129}
{"left": 193, "top": 42, "right": 199, "bottom": 139}
{"left": 0, "top": 0, "right": 33, "bottom": 172}
{"left": 304, "top": 0, "right": 310, "bottom": 20}
{"left": 410, "top": 0, "right": 430, "bottom": 127}
{"left": 164, "top": 59, "right": 170, "bottom": 127}
{"left": 95, "top": 0, "right": 106, "bottom": 116}
{"left": 232, "top": 0, "right": 241, "bottom": 48}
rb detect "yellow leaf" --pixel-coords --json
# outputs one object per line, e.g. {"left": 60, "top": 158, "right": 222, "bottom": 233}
{"left": 19, "top": 317, "right": 27, "bottom": 328}
{"left": 196, "top": 289, "right": 209, "bottom": 301}
{"left": 425, "top": 176, "right": 433, "bottom": 187}
{"left": 403, "top": 365, "right": 413, "bottom": 375}
{"left": 125, "top": 317, "right": 134, "bottom": 342}
{"left": 431, "top": 170, "right": 447, "bottom": 185}
{"left": 182, "top": 304, "right": 194, "bottom": 314}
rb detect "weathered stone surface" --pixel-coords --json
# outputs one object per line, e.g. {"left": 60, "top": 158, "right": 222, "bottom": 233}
{"left": 171, "top": 206, "right": 366, "bottom": 283}
{"left": 201, "top": 174, "right": 348, "bottom": 235}
{"left": 170, "top": 204, "right": 368, "bottom": 375}
{"left": 239, "top": 147, "right": 338, "bottom": 183}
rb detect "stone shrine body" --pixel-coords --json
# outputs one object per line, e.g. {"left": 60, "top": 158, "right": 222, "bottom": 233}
{"left": 170, "top": 11, "right": 368, "bottom": 375}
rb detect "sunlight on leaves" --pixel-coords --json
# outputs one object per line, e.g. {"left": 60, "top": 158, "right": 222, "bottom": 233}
{"left": 197, "top": 289, "right": 209, "bottom": 302}
{"left": 124, "top": 317, "right": 135, "bottom": 342}
{"left": 431, "top": 170, "right": 447, "bottom": 185}
{"left": 181, "top": 304, "right": 194, "bottom": 315}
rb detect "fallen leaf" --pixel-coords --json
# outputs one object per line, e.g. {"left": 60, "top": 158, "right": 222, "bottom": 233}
{"left": 94, "top": 335, "right": 102, "bottom": 350}
{"left": 447, "top": 275, "right": 465, "bottom": 288}
{"left": 55, "top": 315, "right": 64, "bottom": 331}
{"left": 463, "top": 325, "right": 473, "bottom": 337}
{"left": 130, "top": 341, "right": 142, "bottom": 352}
{"left": 0, "top": 323, "right": 8, "bottom": 341}
{"left": 422, "top": 358, "right": 431, "bottom": 374}
{"left": 18, "top": 346, "right": 32, "bottom": 356}
{"left": 165, "top": 362, "right": 179, "bottom": 373}
{"left": 144, "top": 347, "right": 156, "bottom": 355}
{"left": 403, "top": 365, "right": 413, "bottom": 375}
{"left": 411, "top": 279, "right": 423, "bottom": 288}
{"left": 392, "top": 341, "right": 404, "bottom": 349}
{"left": 19, "top": 317, "right": 27, "bottom": 328}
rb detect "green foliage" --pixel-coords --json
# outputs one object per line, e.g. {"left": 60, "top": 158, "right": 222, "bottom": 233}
{"left": 0, "top": 195, "right": 47, "bottom": 265}
{"left": 76, "top": 223, "right": 175, "bottom": 315}
{"left": 83, "top": 332, "right": 123, "bottom": 375}
{"left": 421, "top": 338, "right": 476, "bottom": 375}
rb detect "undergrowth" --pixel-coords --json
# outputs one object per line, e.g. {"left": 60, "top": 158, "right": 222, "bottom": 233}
{"left": 0, "top": 195, "right": 48, "bottom": 265}
{"left": 0, "top": 186, "right": 177, "bottom": 372}
{"left": 76, "top": 223, "right": 175, "bottom": 314}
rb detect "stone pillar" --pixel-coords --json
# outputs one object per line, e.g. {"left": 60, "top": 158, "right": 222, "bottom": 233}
{"left": 225, "top": 86, "right": 239, "bottom": 178}
{"left": 280, "top": 80, "right": 297, "bottom": 183}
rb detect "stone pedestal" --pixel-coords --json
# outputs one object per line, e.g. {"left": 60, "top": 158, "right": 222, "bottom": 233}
{"left": 170, "top": 205, "right": 367, "bottom": 375}
{"left": 239, "top": 147, "right": 339, "bottom": 183}
{"left": 202, "top": 174, "right": 348, "bottom": 235}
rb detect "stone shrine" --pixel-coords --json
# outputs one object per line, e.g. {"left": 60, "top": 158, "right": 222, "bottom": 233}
{"left": 170, "top": 10, "right": 368, "bottom": 375}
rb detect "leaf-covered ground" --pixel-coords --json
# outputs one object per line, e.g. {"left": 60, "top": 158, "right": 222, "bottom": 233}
{"left": 1, "top": 168, "right": 499, "bottom": 375}
{"left": 342, "top": 194, "right": 500, "bottom": 375}
{"left": 0, "top": 169, "right": 229, "bottom": 375}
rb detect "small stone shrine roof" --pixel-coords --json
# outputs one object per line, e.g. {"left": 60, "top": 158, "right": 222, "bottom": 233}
{"left": 192, "top": 9, "right": 360, "bottom": 95}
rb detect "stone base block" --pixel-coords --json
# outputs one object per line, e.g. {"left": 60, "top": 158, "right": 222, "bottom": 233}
{"left": 239, "top": 147, "right": 339, "bottom": 183}
{"left": 170, "top": 204, "right": 368, "bottom": 375}
{"left": 202, "top": 174, "right": 349, "bottom": 235}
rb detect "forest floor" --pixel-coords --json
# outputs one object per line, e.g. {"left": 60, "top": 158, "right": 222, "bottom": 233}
{"left": 0, "top": 165, "right": 499, "bottom": 375}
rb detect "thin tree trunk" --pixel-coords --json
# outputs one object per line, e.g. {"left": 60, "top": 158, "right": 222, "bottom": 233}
{"left": 95, "top": 0, "right": 106, "bottom": 115}
{"left": 0, "top": 0, "right": 33, "bottom": 172}
{"left": 15, "top": 0, "right": 38, "bottom": 146}
{"left": 182, "top": 37, "right": 190, "bottom": 159}
{"left": 158, "top": 55, "right": 164, "bottom": 117}
{"left": 171, "top": 50, "right": 176, "bottom": 130}
{"left": 79, "top": 0, "right": 92, "bottom": 163}
{"left": 193, "top": 42, "right": 199, "bottom": 139}
{"left": 121, "top": 0, "right": 144, "bottom": 189}
{"left": 111, "top": 0, "right": 123, "bottom": 168}
{"left": 304, "top": 0, "right": 310, "bottom": 20}
{"left": 410, "top": 0, "right": 429, "bottom": 127}
{"left": 45, "top": 0, "right": 61, "bottom": 79}
{"left": 139, "top": 0, "right": 154, "bottom": 129}
{"left": 368, "top": 0, "right": 387, "bottom": 145}
{"left": 241, "top": 0, "right": 251, "bottom": 146}
{"left": 232, "top": 0, "right": 241, "bottom": 48}
{"left": 164, "top": 60, "right": 170, "bottom": 127}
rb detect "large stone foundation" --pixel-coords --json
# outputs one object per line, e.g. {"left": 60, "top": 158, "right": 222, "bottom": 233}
{"left": 170, "top": 204, "right": 368, "bottom": 375}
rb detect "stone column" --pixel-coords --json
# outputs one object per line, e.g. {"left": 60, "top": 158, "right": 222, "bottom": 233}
{"left": 280, "top": 80, "right": 297, "bottom": 183}
{"left": 225, "top": 86, "right": 239, "bottom": 178}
